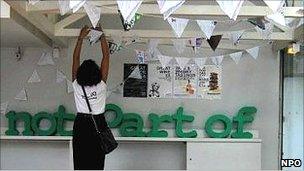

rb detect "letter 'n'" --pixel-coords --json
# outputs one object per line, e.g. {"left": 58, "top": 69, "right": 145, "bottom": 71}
{"left": 5, "top": 111, "right": 33, "bottom": 135}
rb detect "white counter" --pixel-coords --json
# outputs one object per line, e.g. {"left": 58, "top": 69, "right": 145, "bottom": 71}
{"left": 1, "top": 135, "right": 261, "bottom": 170}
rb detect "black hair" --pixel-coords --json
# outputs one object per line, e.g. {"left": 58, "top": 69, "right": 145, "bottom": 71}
{"left": 76, "top": 59, "right": 102, "bottom": 86}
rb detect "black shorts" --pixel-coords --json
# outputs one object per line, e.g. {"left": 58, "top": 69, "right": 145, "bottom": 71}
{"left": 72, "top": 113, "right": 108, "bottom": 170}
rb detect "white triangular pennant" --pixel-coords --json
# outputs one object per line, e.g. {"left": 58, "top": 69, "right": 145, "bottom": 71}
{"left": 15, "top": 88, "right": 27, "bottom": 101}
{"left": 229, "top": 51, "right": 243, "bottom": 64}
{"left": 230, "top": 30, "right": 245, "bottom": 45}
{"left": 1, "top": 102, "right": 9, "bottom": 115}
{"left": 128, "top": 66, "right": 142, "bottom": 79}
{"left": 266, "top": 12, "right": 286, "bottom": 26}
{"left": 172, "top": 39, "right": 186, "bottom": 54}
{"left": 56, "top": 70, "right": 66, "bottom": 83}
{"left": 216, "top": 0, "right": 244, "bottom": 20}
{"left": 167, "top": 17, "right": 189, "bottom": 38}
{"left": 28, "top": 69, "right": 41, "bottom": 83}
{"left": 69, "top": 0, "right": 86, "bottom": 13}
{"left": 58, "top": 0, "right": 70, "bottom": 15}
{"left": 255, "top": 23, "right": 273, "bottom": 40}
{"left": 194, "top": 58, "right": 207, "bottom": 69}
{"left": 37, "top": 52, "right": 55, "bottom": 66}
{"left": 117, "top": 0, "right": 143, "bottom": 22}
{"left": 211, "top": 55, "right": 224, "bottom": 66}
{"left": 158, "top": 55, "right": 173, "bottom": 68}
{"left": 88, "top": 29, "right": 103, "bottom": 45}
{"left": 83, "top": 2, "right": 101, "bottom": 28}
{"left": 147, "top": 48, "right": 161, "bottom": 61}
{"left": 147, "top": 39, "right": 160, "bottom": 52}
{"left": 196, "top": 20, "right": 216, "bottom": 39}
{"left": 28, "top": 0, "right": 40, "bottom": 5}
{"left": 66, "top": 79, "right": 74, "bottom": 94}
{"left": 157, "top": 0, "right": 185, "bottom": 20}
{"left": 263, "top": 0, "right": 285, "bottom": 13}
{"left": 175, "top": 57, "right": 190, "bottom": 69}
{"left": 246, "top": 46, "right": 260, "bottom": 59}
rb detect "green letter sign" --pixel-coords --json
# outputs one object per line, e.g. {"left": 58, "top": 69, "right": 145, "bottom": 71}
{"left": 172, "top": 107, "right": 197, "bottom": 138}
{"left": 205, "top": 114, "right": 232, "bottom": 138}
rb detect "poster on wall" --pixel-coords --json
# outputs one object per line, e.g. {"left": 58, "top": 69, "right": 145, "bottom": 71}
{"left": 123, "top": 64, "right": 148, "bottom": 97}
{"left": 197, "top": 65, "right": 222, "bottom": 99}
{"left": 147, "top": 62, "right": 172, "bottom": 98}
{"left": 173, "top": 65, "right": 198, "bottom": 98}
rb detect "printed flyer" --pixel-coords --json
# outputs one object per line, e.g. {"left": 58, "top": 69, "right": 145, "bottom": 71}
{"left": 147, "top": 62, "right": 172, "bottom": 98}
{"left": 197, "top": 65, "right": 222, "bottom": 99}
{"left": 173, "top": 65, "right": 198, "bottom": 98}
{"left": 123, "top": 64, "right": 148, "bottom": 98}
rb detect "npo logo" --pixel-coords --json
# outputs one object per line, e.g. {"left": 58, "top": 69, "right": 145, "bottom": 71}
{"left": 281, "top": 159, "right": 302, "bottom": 167}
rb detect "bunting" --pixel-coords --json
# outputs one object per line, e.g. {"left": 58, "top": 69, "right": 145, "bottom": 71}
{"left": 147, "top": 39, "right": 160, "bottom": 52}
{"left": 108, "top": 42, "right": 123, "bottom": 54}
{"left": 147, "top": 48, "right": 161, "bottom": 61}
{"left": 263, "top": 0, "right": 285, "bottom": 13}
{"left": 119, "top": 11, "right": 142, "bottom": 31}
{"left": 83, "top": 2, "right": 101, "bottom": 28}
{"left": 196, "top": 20, "right": 217, "bottom": 39}
{"left": 15, "top": 88, "right": 27, "bottom": 101}
{"left": 175, "top": 57, "right": 190, "bottom": 69}
{"left": 211, "top": 55, "right": 224, "bottom": 66}
{"left": 117, "top": 0, "right": 143, "bottom": 23}
{"left": 158, "top": 55, "right": 173, "bottom": 68}
{"left": 37, "top": 52, "right": 55, "bottom": 66}
{"left": 172, "top": 39, "right": 186, "bottom": 54}
{"left": 27, "top": 69, "right": 41, "bottom": 83}
{"left": 167, "top": 17, "right": 189, "bottom": 38}
{"left": 215, "top": 0, "right": 244, "bottom": 20}
{"left": 157, "top": 0, "right": 185, "bottom": 20}
{"left": 230, "top": 30, "right": 245, "bottom": 45}
{"left": 194, "top": 58, "right": 207, "bottom": 69}
{"left": 266, "top": 12, "right": 286, "bottom": 26}
{"left": 207, "top": 35, "right": 223, "bottom": 51}
{"left": 246, "top": 46, "right": 260, "bottom": 59}
{"left": 69, "top": 0, "right": 86, "bottom": 13}
{"left": 229, "top": 51, "right": 243, "bottom": 64}
{"left": 28, "top": 0, "right": 39, "bottom": 5}
{"left": 189, "top": 37, "right": 203, "bottom": 53}
{"left": 58, "top": 0, "right": 70, "bottom": 15}
{"left": 255, "top": 22, "right": 273, "bottom": 40}
{"left": 88, "top": 29, "right": 103, "bottom": 45}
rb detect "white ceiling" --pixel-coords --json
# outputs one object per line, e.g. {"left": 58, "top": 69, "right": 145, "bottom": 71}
{"left": 0, "top": 18, "right": 48, "bottom": 48}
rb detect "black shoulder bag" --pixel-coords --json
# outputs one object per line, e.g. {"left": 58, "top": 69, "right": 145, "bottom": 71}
{"left": 81, "top": 86, "right": 118, "bottom": 154}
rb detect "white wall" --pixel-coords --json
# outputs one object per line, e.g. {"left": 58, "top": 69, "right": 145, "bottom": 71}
{"left": 0, "top": 39, "right": 280, "bottom": 169}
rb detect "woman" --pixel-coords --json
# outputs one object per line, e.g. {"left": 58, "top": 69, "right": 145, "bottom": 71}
{"left": 72, "top": 25, "right": 110, "bottom": 170}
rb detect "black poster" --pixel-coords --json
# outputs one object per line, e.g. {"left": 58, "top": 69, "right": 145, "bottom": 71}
{"left": 123, "top": 64, "right": 148, "bottom": 98}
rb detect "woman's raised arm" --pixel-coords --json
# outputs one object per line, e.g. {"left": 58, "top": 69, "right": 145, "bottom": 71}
{"left": 72, "top": 26, "right": 90, "bottom": 81}
{"left": 99, "top": 30, "right": 110, "bottom": 83}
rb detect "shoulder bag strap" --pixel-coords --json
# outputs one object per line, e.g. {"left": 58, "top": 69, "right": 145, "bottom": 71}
{"left": 81, "top": 85, "right": 100, "bottom": 133}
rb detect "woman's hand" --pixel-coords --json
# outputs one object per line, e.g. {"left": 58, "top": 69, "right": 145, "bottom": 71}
{"left": 78, "top": 25, "right": 90, "bottom": 40}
